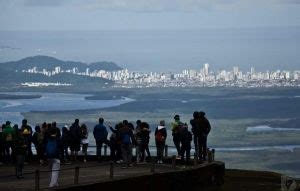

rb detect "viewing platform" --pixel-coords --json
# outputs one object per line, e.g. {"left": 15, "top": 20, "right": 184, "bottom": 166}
{"left": 0, "top": 156, "right": 225, "bottom": 191}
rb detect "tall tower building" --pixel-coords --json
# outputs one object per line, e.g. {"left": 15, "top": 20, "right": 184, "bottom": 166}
{"left": 233, "top": 66, "right": 239, "bottom": 76}
{"left": 204, "top": 63, "right": 209, "bottom": 76}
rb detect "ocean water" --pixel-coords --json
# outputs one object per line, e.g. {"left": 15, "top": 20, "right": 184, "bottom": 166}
{"left": 0, "top": 92, "right": 134, "bottom": 125}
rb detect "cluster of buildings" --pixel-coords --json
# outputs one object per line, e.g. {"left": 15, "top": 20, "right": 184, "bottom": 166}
{"left": 21, "top": 64, "right": 300, "bottom": 88}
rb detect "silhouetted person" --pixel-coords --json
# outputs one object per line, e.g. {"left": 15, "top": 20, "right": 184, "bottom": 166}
{"left": 171, "top": 115, "right": 183, "bottom": 157}
{"left": 21, "top": 119, "right": 33, "bottom": 162}
{"left": 179, "top": 123, "right": 192, "bottom": 165}
{"left": 155, "top": 120, "right": 167, "bottom": 164}
{"left": 195, "top": 111, "right": 211, "bottom": 161}
{"left": 69, "top": 119, "right": 81, "bottom": 161}
{"left": 93, "top": 117, "right": 108, "bottom": 162}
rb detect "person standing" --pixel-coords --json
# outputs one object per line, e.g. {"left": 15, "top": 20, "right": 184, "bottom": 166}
{"left": 198, "top": 111, "right": 211, "bottom": 161}
{"left": 134, "top": 120, "right": 142, "bottom": 163}
{"left": 120, "top": 122, "right": 135, "bottom": 168}
{"left": 21, "top": 119, "right": 33, "bottom": 163}
{"left": 69, "top": 119, "right": 81, "bottom": 161}
{"left": 155, "top": 120, "right": 167, "bottom": 164}
{"left": 14, "top": 128, "right": 27, "bottom": 179}
{"left": 46, "top": 127, "right": 61, "bottom": 188}
{"left": 179, "top": 123, "right": 192, "bottom": 165}
{"left": 190, "top": 111, "right": 201, "bottom": 160}
{"left": 32, "top": 125, "right": 45, "bottom": 165}
{"left": 61, "top": 125, "right": 71, "bottom": 164}
{"left": 93, "top": 117, "right": 108, "bottom": 162}
{"left": 81, "top": 124, "right": 89, "bottom": 163}
{"left": 171, "top": 115, "right": 183, "bottom": 157}
{"left": 3, "top": 121, "right": 16, "bottom": 163}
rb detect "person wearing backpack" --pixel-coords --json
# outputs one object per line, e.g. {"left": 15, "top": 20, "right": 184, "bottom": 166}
{"left": 46, "top": 127, "right": 61, "bottom": 188}
{"left": 155, "top": 120, "right": 167, "bottom": 164}
{"left": 93, "top": 117, "right": 108, "bottom": 162}
{"left": 179, "top": 123, "right": 192, "bottom": 165}
{"left": 171, "top": 115, "right": 183, "bottom": 158}
{"left": 120, "top": 121, "right": 135, "bottom": 168}
{"left": 3, "top": 121, "right": 16, "bottom": 163}
{"left": 198, "top": 111, "right": 211, "bottom": 161}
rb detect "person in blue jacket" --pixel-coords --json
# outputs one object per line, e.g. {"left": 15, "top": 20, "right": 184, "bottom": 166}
{"left": 93, "top": 117, "right": 108, "bottom": 162}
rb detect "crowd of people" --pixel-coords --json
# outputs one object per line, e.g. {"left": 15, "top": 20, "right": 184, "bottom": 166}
{"left": 0, "top": 111, "right": 211, "bottom": 187}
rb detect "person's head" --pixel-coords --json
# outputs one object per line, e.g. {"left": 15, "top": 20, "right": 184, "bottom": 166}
{"left": 49, "top": 127, "right": 57, "bottom": 136}
{"left": 160, "top": 120, "right": 165, "bottom": 126}
{"left": 81, "top": 124, "right": 87, "bottom": 129}
{"left": 13, "top": 124, "right": 18, "bottom": 131}
{"left": 123, "top": 120, "right": 129, "bottom": 126}
{"left": 99, "top": 117, "right": 104, "bottom": 124}
{"left": 5, "top": 121, "right": 11, "bottom": 126}
{"left": 174, "top": 114, "right": 180, "bottom": 122}
{"left": 52, "top": 121, "right": 56, "bottom": 127}
{"left": 193, "top": 111, "right": 199, "bottom": 119}
{"left": 199, "top": 111, "right": 206, "bottom": 118}
{"left": 75, "top": 119, "right": 79, "bottom": 124}
{"left": 62, "top": 126, "right": 68, "bottom": 133}
{"left": 22, "top": 119, "right": 27, "bottom": 125}
{"left": 136, "top": 120, "right": 142, "bottom": 126}
{"left": 35, "top": 125, "right": 41, "bottom": 133}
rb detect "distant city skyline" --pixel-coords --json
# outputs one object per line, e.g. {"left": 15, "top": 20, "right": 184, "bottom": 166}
{"left": 21, "top": 62, "right": 300, "bottom": 88}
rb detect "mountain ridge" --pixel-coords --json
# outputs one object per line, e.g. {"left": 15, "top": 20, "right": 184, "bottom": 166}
{"left": 0, "top": 55, "right": 123, "bottom": 72}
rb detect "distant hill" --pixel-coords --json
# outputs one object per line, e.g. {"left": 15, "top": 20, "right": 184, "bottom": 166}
{"left": 0, "top": 55, "right": 123, "bottom": 72}
{"left": 0, "top": 55, "right": 123, "bottom": 89}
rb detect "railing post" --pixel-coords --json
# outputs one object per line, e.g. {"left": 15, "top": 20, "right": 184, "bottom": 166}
{"left": 104, "top": 145, "right": 107, "bottom": 156}
{"left": 172, "top": 155, "right": 176, "bottom": 169}
{"left": 110, "top": 162, "right": 114, "bottom": 180}
{"left": 74, "top": 166, "right": 79, "bottom": 184}
{"left": 35, "top": 169, "right": 40, "bottom": 191}
{"left": 194, "top": 153, "right": 198, "bottom": 166}
{"left": 164, "top": 145, "right": 168, "bottom": 157}
{"left": 150, "top": 162, "right": 155, "bottom": 173}
{"left": 212, "top": 149, "right": 215, "bottom": 161}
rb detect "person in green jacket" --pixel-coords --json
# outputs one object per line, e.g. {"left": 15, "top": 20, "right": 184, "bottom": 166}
{"left": 3, "top": 121, "right": 16, "bottom": 163}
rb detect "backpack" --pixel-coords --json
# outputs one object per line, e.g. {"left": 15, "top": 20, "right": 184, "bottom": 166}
{"left": 46, "top": 139, "right": 57, "bottom": 158}
{"left": 155, "top": 131, "right": 164, "bottom": 142}
{"left": 122, "top": 133, "right": 131, "bottom": 144}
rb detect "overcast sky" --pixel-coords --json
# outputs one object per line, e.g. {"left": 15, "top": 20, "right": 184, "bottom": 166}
{"left": 1, "top": 0, "right": 300, "bottom": 30}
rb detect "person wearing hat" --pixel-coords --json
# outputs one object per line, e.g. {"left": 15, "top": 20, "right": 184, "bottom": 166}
{"left": 171, "top": 115, "right": 184, "bottom": 157}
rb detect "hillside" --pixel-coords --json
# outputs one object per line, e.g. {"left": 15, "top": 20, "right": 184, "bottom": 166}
{"left": 0, "top": 56, "right": 122, "bottom": 90}
{"left": 0, "top": 55, "right": 123, "bottom": 72}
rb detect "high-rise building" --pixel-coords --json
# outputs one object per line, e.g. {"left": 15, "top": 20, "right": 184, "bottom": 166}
{"left": 204, "top": 63, "right": 209, "bottom": 76}
{"left": 233, "top": 66, "right": 239, "bottom": 76}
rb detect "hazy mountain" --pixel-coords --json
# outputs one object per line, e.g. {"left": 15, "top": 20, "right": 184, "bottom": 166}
{"left": 0, "top": 55, "right": 122, "bottom": 89}
{"left": 0, "top": 55, "right": 123, "bottom": 72}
